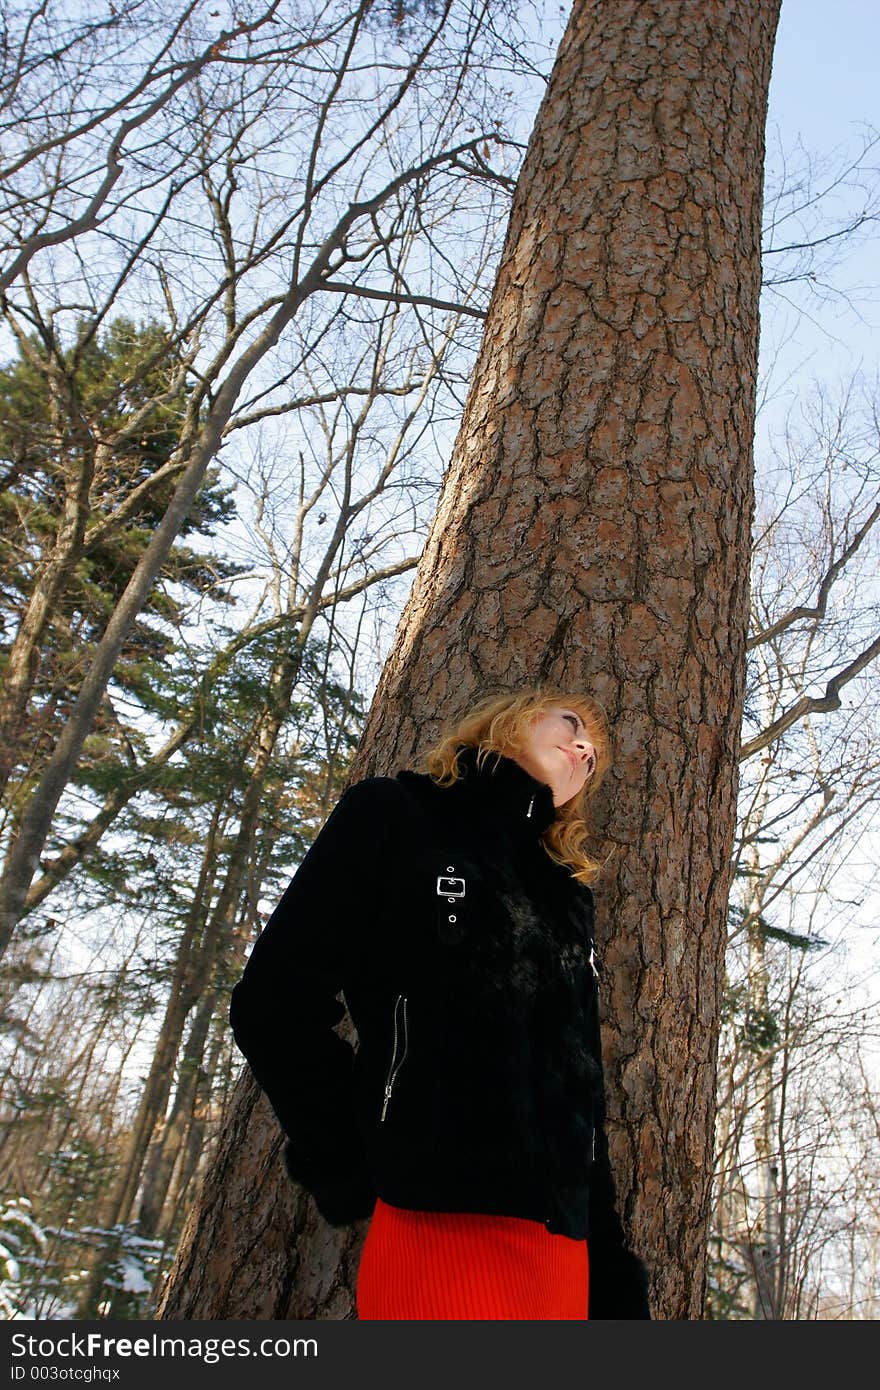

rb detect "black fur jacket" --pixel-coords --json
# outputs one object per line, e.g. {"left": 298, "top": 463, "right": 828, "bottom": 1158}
{"left": 229, "top": 745, "right": 651, "bottom": 1319}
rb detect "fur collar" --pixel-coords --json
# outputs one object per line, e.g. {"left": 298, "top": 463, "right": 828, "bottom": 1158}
{"left": 396, "top": 745, "right": 557, "bottom": 842}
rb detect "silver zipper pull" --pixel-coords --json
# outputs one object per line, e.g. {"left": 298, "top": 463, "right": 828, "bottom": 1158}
{"left": 380, "top": 994, "right": 409, "bottom": 1123}
{"left": 526, "top": 796, "right": 534, "bottom": 818}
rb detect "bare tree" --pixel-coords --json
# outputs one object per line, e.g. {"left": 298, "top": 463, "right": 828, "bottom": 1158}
{"left": 710, "top": 375, "right": 880, "bottom": 1317}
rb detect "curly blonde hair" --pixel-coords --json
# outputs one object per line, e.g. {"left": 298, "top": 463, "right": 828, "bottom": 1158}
{"left": 417, "top": 685, "right": 614, "bottom": 887}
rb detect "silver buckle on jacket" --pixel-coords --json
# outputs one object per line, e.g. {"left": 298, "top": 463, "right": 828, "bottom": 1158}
{"left": 437, "top": 876, "right": 465, "bottom": 898}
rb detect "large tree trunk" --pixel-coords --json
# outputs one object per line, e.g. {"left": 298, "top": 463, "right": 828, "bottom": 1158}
{"left": 159, "top": 0, "right": 780, "bottom": 1320}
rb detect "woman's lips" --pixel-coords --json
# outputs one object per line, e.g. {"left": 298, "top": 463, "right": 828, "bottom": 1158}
{"left": 559, "top": 747, "right": 576, "bottom": 773}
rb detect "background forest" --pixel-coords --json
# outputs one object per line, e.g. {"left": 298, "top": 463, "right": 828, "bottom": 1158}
{"left": 1, "top": 0, "right": 878, "bottom": 1320}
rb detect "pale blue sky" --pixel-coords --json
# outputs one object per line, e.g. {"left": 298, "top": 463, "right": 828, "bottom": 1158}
{"left": 756, "top": 4, "right": 879, "bottom": 986}
{"left": 759, "top": 0, "right": 879, "bottom": 414}
{"left": 769, "top": 0, "right": 878, "bottom": 149}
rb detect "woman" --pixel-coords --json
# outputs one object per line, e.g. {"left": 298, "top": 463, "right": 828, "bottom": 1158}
{"left": 229, "top": 686, "right": 651, "bottom": 1319}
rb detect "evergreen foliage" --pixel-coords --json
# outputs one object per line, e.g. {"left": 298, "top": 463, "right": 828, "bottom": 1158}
{"left": 0, "top": 317, "right": 242, "bottom": 800}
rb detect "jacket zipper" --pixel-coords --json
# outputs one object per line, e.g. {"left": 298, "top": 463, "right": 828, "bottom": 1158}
{"left": 526, "top": 796, "right": 535, "bottom": 818}
{"left": 380, "top": 993, "right": 409, "bottom": 1122}
{"left": 588, "top": 943, "right": 600, "bottom": 983}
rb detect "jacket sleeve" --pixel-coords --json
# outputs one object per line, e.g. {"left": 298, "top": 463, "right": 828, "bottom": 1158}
{"left": 582, "top": 896, "right": 652, "bottom": 1318}
{"left": 229, "top": 775, "right": 400, "bottom": 1226}
{"left": 587, "top": 1096, "right": 652, "bottom": 1318}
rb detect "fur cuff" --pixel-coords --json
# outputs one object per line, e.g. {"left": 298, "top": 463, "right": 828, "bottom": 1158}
{"left": 588, "top": 1242, "right": 652, "bottom": 1319}
{"left": 283, "top": 1140, "right": 376, "bottom": 1226}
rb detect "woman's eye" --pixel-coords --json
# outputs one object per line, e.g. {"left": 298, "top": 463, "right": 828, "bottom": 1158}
{"left": 564, "top": 714, "right": 579, "bottom": 733}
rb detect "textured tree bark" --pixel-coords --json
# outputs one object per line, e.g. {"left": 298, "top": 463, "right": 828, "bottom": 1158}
{"left": 159, "top": 0, "right": 780, "bottom": 1320}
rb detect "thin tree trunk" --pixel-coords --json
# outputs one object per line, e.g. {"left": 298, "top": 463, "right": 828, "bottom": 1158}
{"left": 141, "top": 823, "right": 280, "bottom": 1239}
{"left": 93, "top": 802, "right": 226, "bottom": 1233}
{"left": 747, "top": 913, "right": 781, "bottom": 1317}
{"left": 147, "top": 1016, "right": 232, "bottom": 1315}
{"left": 138, "top": 984, "right": 219, "bottom": 1237}
{"left": 160, "top": 0, "right": 781, "bottom": 1320}
{"left": 73, "top": 808, "right": 230, "bottom": 1317}
{"left": 174, "top": 1013, "right": 228, "bottom": 1229}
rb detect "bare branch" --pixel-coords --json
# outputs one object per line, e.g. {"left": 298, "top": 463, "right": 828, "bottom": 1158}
{"left": 318, "top": 278, "right": 486, "bottom": 318}
{"left": 740, "top": 634, "right": 880, "bottom": 760}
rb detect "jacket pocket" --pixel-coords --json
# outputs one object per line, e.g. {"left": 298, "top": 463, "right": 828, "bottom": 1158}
{"left": 380, "top": 993, "right": 409, "bottom": 1122}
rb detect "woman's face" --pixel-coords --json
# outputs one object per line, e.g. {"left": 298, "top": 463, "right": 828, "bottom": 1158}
{"left": 511, "top": 705, "right": 597, "bottom": 807}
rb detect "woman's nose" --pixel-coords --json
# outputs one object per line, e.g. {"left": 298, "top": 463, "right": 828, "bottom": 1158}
{"left": 573, "top": 740, "right": 596, "bottom": 774}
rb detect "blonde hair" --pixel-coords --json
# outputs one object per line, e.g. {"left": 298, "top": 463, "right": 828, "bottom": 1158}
{"left": 417, "top": 685, "right": 614, "bottom": 887}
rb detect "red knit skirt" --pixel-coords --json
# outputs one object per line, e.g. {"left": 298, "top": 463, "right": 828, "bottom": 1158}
{"left": 356, "top": 1199, "right": 589, "bottom": 1320}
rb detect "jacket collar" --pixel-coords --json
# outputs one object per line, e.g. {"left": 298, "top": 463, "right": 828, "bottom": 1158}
{"left": 398, "top": 744, "right": 557, "bottom": 841}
